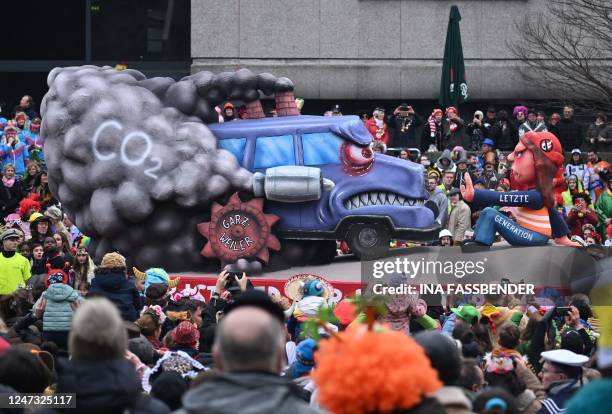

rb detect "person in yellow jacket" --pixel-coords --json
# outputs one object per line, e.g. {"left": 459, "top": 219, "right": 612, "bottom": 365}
{"left": 0, "top": 228, "right": 31, "bottom": 294}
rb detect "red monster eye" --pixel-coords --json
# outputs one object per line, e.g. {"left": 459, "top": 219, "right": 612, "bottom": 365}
{"left": 341, "top": 142, "right": 374, "bottom": 176}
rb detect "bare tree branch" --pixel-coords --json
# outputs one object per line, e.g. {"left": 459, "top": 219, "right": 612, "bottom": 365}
{"left": 508, "top": 0, "right": 612, "bottom": 112}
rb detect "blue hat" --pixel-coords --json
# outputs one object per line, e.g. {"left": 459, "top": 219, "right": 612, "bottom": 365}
{"left": 483, "top": 138, "right": 494, "bottom": 146}
{"left": 145, "top": 268, "right": 170, "bottom": 292}
{"left": 292, "top": 338, "right": 317, "bottom": 378}
{"left": 304, "top": 279, "right": 325, "bottom": 297}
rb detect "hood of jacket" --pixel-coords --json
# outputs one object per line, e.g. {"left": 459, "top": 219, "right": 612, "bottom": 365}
{"left": 181, "top": 372, "right": 310, "bottom": 414}
{"left": 55, "top": 358, "right": 142, "bottom": 412}
{"left": 93, "top": 269, "right": 128, "bottom": 291}
{"left": 45, "top": 283, "right": 79, "bottom": 302}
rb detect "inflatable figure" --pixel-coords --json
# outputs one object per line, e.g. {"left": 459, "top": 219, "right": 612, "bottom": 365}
{"left": 461, "top": 131, "right": 579, "bottom": 246}
{"left": 42, "top": 66, "right": 442, "bottom": 271}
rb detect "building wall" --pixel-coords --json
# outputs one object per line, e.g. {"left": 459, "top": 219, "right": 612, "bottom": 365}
{"left": 191, "top": 0, "right": 550, "bottom": 100}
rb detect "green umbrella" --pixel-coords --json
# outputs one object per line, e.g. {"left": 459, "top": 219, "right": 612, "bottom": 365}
{"left": 439, "top": 5, "right": 468, "bottom": 109}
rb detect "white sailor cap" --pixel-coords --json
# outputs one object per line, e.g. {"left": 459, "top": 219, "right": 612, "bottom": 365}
{"left": 541, "top": 349, "right": 589, "bottom": 367}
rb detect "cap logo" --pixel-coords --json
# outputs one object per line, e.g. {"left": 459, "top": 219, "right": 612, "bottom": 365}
{"left": 540, "top": 139, "right": 553, "bottom": 152}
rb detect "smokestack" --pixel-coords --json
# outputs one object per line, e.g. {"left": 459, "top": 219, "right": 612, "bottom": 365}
{"left": 275, "top": 91, "right": 300, "bottom": 117}
{"left": 244, "top": 100, "right": 265, "bottom": 119}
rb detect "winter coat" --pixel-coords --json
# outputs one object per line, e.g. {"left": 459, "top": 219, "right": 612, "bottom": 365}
{"left": 539, "top": 379, "right": 582, "bottom": 414}
{"left": 443, "top": 117, "right": 468, "bottom": 149}
{"left": 585, "top": 122, "right": 606, "bottom": 144}
{"left": 0, "top": 179, "right": 24, "bottom": 219}
{"left": 87, "top": 269, "right": 141, "bottom": 321}
{"left": 34, "top": 283, "right": 82, "bottom": 331}
{"left": 556, "top": 118, "right": 583, "bottom": 150}
{"left": 465, "top": 122, "right": 486, "bottom": 151}
{"left": 595, "top": 189, "right": 611, "bottom": 237}
{"left": 592, "top": 123, "right": 612, "bottom": 152}
{"left": 40, "top": 358, "right": 170, "bottom": 414}
{"left": 447, "top": 200, "right": 471, "bottom": 242}
{"left": 565, "top": 378, "right": 612, "bottom": 414}
{"left": 566, "top": 208, "right": 598, "bottom": 237}
{"left": 365, "top": 117, "right": 389, "bottom": 145}
{"left": 389, "top": 113, "right": 423, "bottom": 148}
{"left": 0, "top": 141, "right": 29, "bottom": 176}
{"left": 176, "top": 372, "right": 323, "bottom": 414}
{"left": 492, "top": 120, "right": 519, "bottom": 151}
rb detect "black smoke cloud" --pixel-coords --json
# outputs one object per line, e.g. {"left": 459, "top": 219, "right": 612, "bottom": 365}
{"left": 40, "top": 66, "right": 294, "bottom": 271}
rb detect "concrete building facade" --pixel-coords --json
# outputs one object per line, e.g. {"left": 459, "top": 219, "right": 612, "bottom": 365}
{"left": 191, "top": 0, "right": 551, "bottom": 101}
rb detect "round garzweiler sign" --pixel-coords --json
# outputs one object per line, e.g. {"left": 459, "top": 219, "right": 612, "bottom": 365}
{"left": 540, "top": 139, "right": 553, "bottom": 152}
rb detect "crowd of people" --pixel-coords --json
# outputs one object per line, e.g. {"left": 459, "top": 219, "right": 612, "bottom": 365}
{"left": 0, "top": 93, "right": 610, "bottom": 413}
{"left": 353, "top": 104, "right": 611, "bottom": 248}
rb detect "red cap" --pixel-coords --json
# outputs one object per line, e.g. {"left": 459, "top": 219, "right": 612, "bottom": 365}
{"left": 522, "top": 131, "right": 565, "bottom": 168}
{"left": 172, "top": 321, "right": 200, "bottom": 346}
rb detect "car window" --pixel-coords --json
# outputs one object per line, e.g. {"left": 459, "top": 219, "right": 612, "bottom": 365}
{"left": 302, "top": 132, "right": 343, "bottom": 165}
{"left": 254, "top": 135, "right": 295, "bottom": 169}
{"left": 218, "top": 138, "right": 247, "bottom": 165}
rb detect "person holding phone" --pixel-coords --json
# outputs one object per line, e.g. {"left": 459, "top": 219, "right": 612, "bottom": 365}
{"left": 466, "top": 110, "right": 487, "bottom": 151}
{"left": 388, "top": 103, "right": 423, "bottom": 148}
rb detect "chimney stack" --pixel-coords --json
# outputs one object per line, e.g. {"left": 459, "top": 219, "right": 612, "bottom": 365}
{"left": 275, "top": 91, "right": 300, "bottom": 117}
{"left": 244, "top": 100, "right": 266, "bottom": 119}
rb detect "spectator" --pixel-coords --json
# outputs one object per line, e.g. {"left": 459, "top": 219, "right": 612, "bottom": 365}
{"left": 482, "top": 106, "right": 496, "bottom": 133}
{"left": 435, "top": 149, "right": 456, "bottom": 175}
{"left": 72, "top": 247, "right": 95, "bottom": 286}
{"left": 178, "top": 291, "right": 320, "bottom": 414}
{"left": 491, "top": 110, "right": 518, "bottom": 151}
{"left": 440, "top": 171, "right": 456, "bottom": 195}
{"left": 566, "top": 192, "right": 598, "bottom": 237}
{"left": 476, "top": 137, "right": 494, "bottom": 166}
{"left": 595, "top": 117, "right": 612, "bottom": 152}
{"left": 442, "top": 305, "right": 480, "bottom": 336}
{"left": 595, "top": 171, "right": 611, "bottom": 239}
{"left": 538, "top": 349, "right": 588, "bottom": 414}
{"left": 443, "top": 106, "right": 467, "bottom": 149}
{"left": 28, "top": 212, "right": 53, "bottom": 246}
{"left": 415, "top": 331, "right": 473, "bottom": 414}
{"left": 150, "top": 372, "right": 189, "bottom": 411}
{"left": 537, "top": 111, "right": 547, "bottom": 126}
{"left": 482, "top": 155, "right": 499, "bottom": 190}
{"left": 389, "top": 104, "right": 422, "bottom": 149}
{"left": 0, "top": 164, "right": 25, "bottom": 220}
{"left": 424, "top": 108, "right": 445, "bottom": 151}
{"left": 0, "top": 348, "right": 52, "bottom": 393}
{"left": 169, "top": 321, "right": 200, "bottom": 358}
{"left": 87, "top": 252, "right": 141, "bottom": 321}
{"left": 454, "top": 152, "right": 470, "bottom": 188}
{"left": 30, "top": 243, "right": 46, "bottom": 277}
{"left": 473, "top": 388, "right": 519, "bottom": 414}
{"left": 399, "top": 149, "right": 409, "bottom": 160}
{"left": 24, "top": 117, "right": 44, "bottom": 163}
{"left": 364, "top": 107, "right": 389, "bottom": 146}
{"left": 14, "top": 112, "right": 29, "bottom": 134}
{"left": 457, "top": 359, "right": 485, "bottom": 401}
{"left": 512, "top": 105, "right": 528, "bottom": 130}
{"left": 466, "top": 110, "right": 486, "bottom": 151}
{"left": 518, "top": 108, "right": 547, "bottom": 137}
{"left": 0, "top": 228, "right": 31, "bottom": 295}
{"left": 222, "top": 103, "right": 236, "bottom": 122}
{"left": 33, "top": 265, "right": 83, "bottom": 349}
{"left": 43, "top": 236, "right": 70, "bottom": 270}
{"left": 427, "top": 175, "right": 449, "bottom": 226}
{"left": 22, "top": 161, "right": 40, "bottom": 194}
{"left": 586, "top": 150, "right": 610, "bottom": 201}
{"left": 33, "top": 171, "right": 56, "bottom": 210}
{"left": 136, "top": 305, "right": 165, "bottom": 349}
{"left": 585, "top": 113, "right": 607, "bottom": 149}
{"left": 556, "top": 105, "right": 583, "bottom": 150}
{"left": 14, "top": 95, "right": 38, "bottom": 120}
{"left": 0, "top": 126, "right": 29, "bottom": 177}
{"left": 438, "top": 229, "right": 454, "bottom": 246}
{"left": 561, "top": 175, "right": 582, "bottom": 209}
{"left": 447, "top": 188, "right": 471, "bottom": 243}
{"left": 565, "top": 149, "right": 590, "bottom": 191}
{"left": 53, "top": 232, "right": 73, "bottom": 263}
{"left": 483, "top": 355, "right": 541, "bottom": 414}
{"left": 547, "top": 112, "right": 561, "bottom": 137}
{"left": 47, "top": 298, "right": 170, "bottom": 414}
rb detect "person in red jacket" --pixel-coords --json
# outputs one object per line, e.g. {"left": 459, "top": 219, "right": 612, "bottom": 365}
{"left": 566, "top": 192, "right": 599, "bottom": 237}
{"left": 364, "top": 107, "right": 389, "bottom": 145}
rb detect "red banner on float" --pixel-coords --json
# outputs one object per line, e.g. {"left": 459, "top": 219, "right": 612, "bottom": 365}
{"left": 172, "top": 276, "right": 364, "bottom": 304}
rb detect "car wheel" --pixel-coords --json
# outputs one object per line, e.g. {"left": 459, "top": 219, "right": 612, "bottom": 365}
{"left": 346, "top": 222, "right": 390, "bottom": 260}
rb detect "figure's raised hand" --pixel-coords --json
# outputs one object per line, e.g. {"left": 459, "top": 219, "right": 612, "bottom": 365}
{"left": 460, "top": 172, "right": 474, "bottom": 202}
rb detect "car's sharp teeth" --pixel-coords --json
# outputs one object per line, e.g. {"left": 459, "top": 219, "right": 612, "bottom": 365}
{"left": 388, "top": 193, "right": 396, "bottom": 204}
{"left": 358, "top": 194, "right": 367, "bottom": 206}
{"left": 377, "top": 192, "right": 384, "bottom": 204}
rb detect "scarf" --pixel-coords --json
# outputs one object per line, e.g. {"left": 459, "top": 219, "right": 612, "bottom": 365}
{"left": 374, "top": 117, "right": 383, "bottom": 128}
{"left": 448, "top": 118, "right": 458, "bottom": 134}
{"left": 2, "top": 176, "right": 15, "bottom": 188}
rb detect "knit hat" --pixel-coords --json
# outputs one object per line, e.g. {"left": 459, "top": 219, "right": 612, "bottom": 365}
{"left": 44, "top": 206, "right": 62, "bottom": 222}
{"left": 45, "top": 264, "right": 70, "bottom": 288}
{"left": 312, "top": 325, "right": 442, "bottom": 414}
{"left": 100, "top": 252, "right": 126, "bottom": 269}
{"left": 431, "top": 109, "right": 443, "bottom": 117}
{"left": 171, "top": 321, "right": 200, "bottom": 347}
{"left": 482, "top": 138, "right": 494, "bottom": 147}
{"left": 445, "top": 106, "right": 458, "bottom": 115}
{"left": 451, "top": 306, "right": 481, "bottom": 324}
{"left": 292, "top": 338, "right": 317, "bottom": 378}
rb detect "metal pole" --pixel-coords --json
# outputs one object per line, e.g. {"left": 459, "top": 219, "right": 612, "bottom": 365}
{"left": 85, "top": 0, "right": 92, "bottom": 62}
